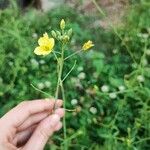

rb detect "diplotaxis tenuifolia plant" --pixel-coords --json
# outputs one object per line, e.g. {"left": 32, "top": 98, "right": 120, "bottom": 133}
{"left": 33, "top": 19, "right": 94, "bottom": 149}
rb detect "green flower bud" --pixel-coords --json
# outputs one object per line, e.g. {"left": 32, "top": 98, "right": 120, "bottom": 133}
{"left": 60, "top": 19, "right": 65, "bottom": 30}
{"left": 62, "top": 35, "right": 70, "bottom": 43}
{"left": 68, "top": 28, "right": 73, "bottom": 37}
{"left": 51, "top": 30, "right": 57, "bottom": 38}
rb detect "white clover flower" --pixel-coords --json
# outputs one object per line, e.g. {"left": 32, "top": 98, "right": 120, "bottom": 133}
{"left": 93, "top": 72, "right": 98, "bottom": 78}
{"left": 146, "top": 49, "right": 150, "bottom": 56}
{"left": 31, "top": 59, "right": 39, "bottom": 67}
{"left": 118, "top": 85, "right": 125, "bottom": 91}
{"left": 77, "top": 66, "right": 83, "bottom": 72}
{"left": 71, "top": 99, "right": 78, "bottom": 105}
{"left": 109, "top": 92, "right": 117, "bottom": 99}
{"left": 112, "top": 49, "right": 118, "bottom": 54}
{"left": 37, "top": 83, "right": 45, "bottom": 90}
{"left": 137, "top": 33, "right": 149, "bottom": 39}
{"left": 142, "top": 33, "right": 149, "bottom": 39}
{"left": 32, "top": 33, "right": 38, "bottom": 39}
{"left": 8, "top": 61, "right": 13, "bottom": 66}
{"left": 137, "top": 75, "right": 145, "bottom": 82}
{"left": 78, "top": 72, "right": 86, "bottom": 80}
{"left": 101, "top": 85, "right": 109, "bottom": 93}
{"left": 142, "top": 59, "right": 148, "bottom": 66}
{"left": 39, "top": 60, "right": 45, "bottom": 64}
{"left": 90, "top": 107, "right": 97, "bottom": 114}
{"left": 45, "top": 81, "right": 51, "bottom": 88}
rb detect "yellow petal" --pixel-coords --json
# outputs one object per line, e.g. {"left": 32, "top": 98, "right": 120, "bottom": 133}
{"left": 34, "top": 46, "right": 52, "bottom": 56}
{"left": 47, "top": 38, "right": 55, "bottom": 50}
{"left": 82, "top": 40, "right": 94, "bottom": 51}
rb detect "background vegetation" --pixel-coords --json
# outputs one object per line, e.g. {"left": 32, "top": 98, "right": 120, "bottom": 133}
{"left": 0, "top": 0, "right": 150, "bottom": 150}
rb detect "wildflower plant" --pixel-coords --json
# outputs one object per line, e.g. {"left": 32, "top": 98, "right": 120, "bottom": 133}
{"left": 33, "top": 19, "right": 94, "bottom": 149}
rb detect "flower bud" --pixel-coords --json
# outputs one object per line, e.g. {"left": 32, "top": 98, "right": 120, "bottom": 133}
{"left": 51, "top": 30, "right": 57, "bottom": 38}
{"left": 60, "top": 19, "right": 65, "bottom": 30}
{"left": 62, "top": 35, "right": 70, "bottom": 43}
{"left": 68, "top": 28, "right": 73, "bottom": 37}
{"left": 56, "top": 31, "right": 61, "bottom": 36}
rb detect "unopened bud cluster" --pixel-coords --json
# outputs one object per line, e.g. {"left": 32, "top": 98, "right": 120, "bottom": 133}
{"left": 51, "top": 19, "right": 72, "bottom": 44}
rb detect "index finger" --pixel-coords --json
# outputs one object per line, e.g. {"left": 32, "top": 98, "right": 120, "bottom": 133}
{"left": 0, "top": 99, "right": 62, "bottom": 128}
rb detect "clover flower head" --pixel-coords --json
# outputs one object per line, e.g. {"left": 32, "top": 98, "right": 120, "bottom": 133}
{"left": 37, "top": 83, "right": 45, "bottom": 90}
{"left": 82, "top": 40, "right": 94, "bottom": 51}
{"left": 137, "top": 75, "right": 145, "bottom": 82}
{"left": 30, "top": 58, "right": 39, "bottom": 67}
{"left": 45, "top": 81, "right": 51, "bottom": 88}
{"left": 32, "top": 33, "right": 38, "bottom": 39}
{"left": 90, "top": 107, "right": 97, "bottom": 114}
{"left": 101, "top": 85, "right": 109, "bottom": 93}
{"left": 118, "top": 85, "right": 125, "bottom": 91}
{"left": 109, "top": 92, "right": 117, "bottom": 99}
{"left": 34, "top": 32, "right": 55, "bottom": 56}
{"left": 146, "top": 49, "right": 150, "bottom": 56}
{"left": 71, "top": 99, "right": 78, "bottom": 106}
{"left": 78, "top": 72, "right": 86, "bottom": 80}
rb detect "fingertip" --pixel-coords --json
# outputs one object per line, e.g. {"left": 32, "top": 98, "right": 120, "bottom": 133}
{"left": 54, "top": 108, "right": 65, "bottom": 118}
{"left": 54, "top": 122, "right": 62, "bottom": 131}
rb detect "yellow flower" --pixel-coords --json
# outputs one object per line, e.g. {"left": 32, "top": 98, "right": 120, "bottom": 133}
{"left": 34, "top": 33, "right": 55, "bottom": 56}
{"left": 82, "top": 40, "right": 94, "bottom": 51}
{"left": 60, "top": 19, "right": 65, "bottom": 30}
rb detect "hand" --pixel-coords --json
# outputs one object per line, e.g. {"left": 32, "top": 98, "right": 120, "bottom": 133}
{"left": 0, "top": 99, "right": 64, "bottom": 150}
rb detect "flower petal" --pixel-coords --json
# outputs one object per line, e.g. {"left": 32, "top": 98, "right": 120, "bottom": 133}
{"left": 34, "top": 46, "right": 52, "bottom": 56}
{"left": 47, "top": 38, "right": 55, "bottom": 50}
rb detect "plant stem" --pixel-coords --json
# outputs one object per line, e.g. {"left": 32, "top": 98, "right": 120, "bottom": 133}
{"left": 54, "top": 43, "right": 68, "bottom": 149}
{"left": 60, "top": 82, "right": 68, "bottom": 150}
{"left": 54, "top": 45, "right": 65, "bottom": 103}
{"left": 64, "top": 49, "right": 82, "bottom": 60}
{"left": 60, "top": 45, "right": 68, "bottom": 150}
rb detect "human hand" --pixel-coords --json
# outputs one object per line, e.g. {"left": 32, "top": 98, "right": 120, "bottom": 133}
{"left": 0, "top": 99, "right": 64, "bottom": 150}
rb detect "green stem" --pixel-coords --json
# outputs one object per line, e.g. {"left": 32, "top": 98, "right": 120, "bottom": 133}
{"left": 31, "top": 84, "right": 52, "bottom": 97}
{"left": 91, "top": 0, "right": 106, "bottom": 17}
{"left": 64, "top": 49, "right": 82, "bottom": 60}
{"left": 60, "top": 82, "right": 68, "bottom": 150}
{"left": 54, "top": 43, "right": 68, "bottom": 149}
{"left": 60, "top": 45, "right": 68, "bottom": 150}
{"left": 54, "top": 45, "right": 65, "bottom": 103}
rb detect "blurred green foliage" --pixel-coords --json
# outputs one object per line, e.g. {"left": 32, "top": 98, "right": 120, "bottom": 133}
{"left": 0, "top": 1, "right": 150, "bottom": 150}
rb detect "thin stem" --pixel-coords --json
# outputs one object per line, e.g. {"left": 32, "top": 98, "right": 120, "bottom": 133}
{"left": 92, "top": 0, "right": 106, "bottom": 17}
{"left": 30, "top": 84, "right": 52, "bottom": 97}
{"left": 54, "top": 43, "right": 68, "bottom": 149}
{"left": 54, "top": 45, "right": 64, "bottom": 103}
{"left": 64, "top": 49, "right": 82, "bottom": 60}
{"left": 61, "top": 130, "right": 82, "bottom": 145}
{"left": 134, "top": 137, "right": 150, "bottom": 144}
{"left": 52, "top": 51, "right": 59, "bottom": 62}
{"left": 60, "top": 82, "right": 68, "bottom": 150}
{"left": 60, "top": 45, "right": 68, "bottom": 150}
{"left": 62, "top": 60, "right": 77, "bottom": 82}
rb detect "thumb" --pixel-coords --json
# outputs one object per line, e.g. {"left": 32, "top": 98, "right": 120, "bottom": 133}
{"left": 22, "top": 114, "right": 60, "bottom": 150}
